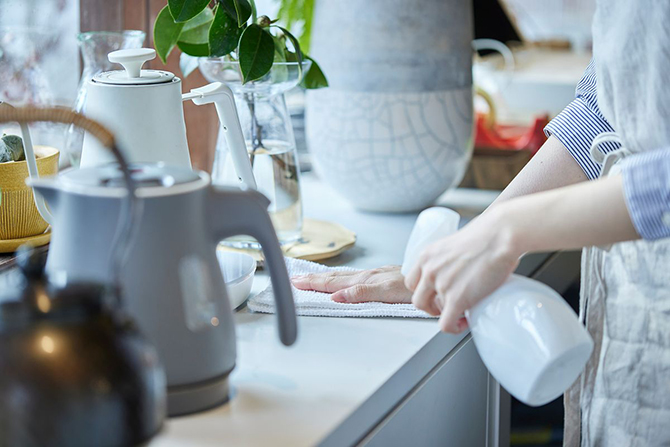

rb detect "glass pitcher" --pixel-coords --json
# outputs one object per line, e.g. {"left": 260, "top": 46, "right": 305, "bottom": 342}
{"left": 64, "top": 30, "right": 145, "bottom": 166}
{"left": 199, "top": 59, "right": 309, "bottom": 247}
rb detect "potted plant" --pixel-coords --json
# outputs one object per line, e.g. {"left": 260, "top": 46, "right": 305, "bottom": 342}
{"left": 0, "top": 133, "right": 59, "bottom": 250}
{"left": 153, "top": 0, "right": 327, "bottom": 245}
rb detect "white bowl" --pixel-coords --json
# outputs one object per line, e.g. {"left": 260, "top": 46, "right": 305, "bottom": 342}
{"left": 217, "top": 251, "right": 256, "bottom": 310}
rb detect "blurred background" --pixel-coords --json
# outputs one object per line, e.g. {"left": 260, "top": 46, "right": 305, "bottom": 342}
{"left": 0, "top": 1, "right": 597, "bottom": 445}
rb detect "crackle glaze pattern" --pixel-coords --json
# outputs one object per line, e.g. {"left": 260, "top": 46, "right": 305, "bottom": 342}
{"left": 306, "top": 87, "right": 473, "bottom": 212}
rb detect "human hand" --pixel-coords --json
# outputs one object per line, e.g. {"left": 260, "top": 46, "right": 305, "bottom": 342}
{"left": 291, "top": 266, "right": 412, "bottom": 304}
{"left": 405, "top": 208, "right": 521, "bottom": 333}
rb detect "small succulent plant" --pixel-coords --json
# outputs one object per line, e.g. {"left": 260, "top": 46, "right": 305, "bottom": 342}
{"left": 0, "top": 134, "right": 25, "bottom": 163}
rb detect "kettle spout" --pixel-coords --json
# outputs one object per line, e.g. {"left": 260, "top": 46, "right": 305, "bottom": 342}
{"left": 25, "top": 178, "right": 60, "bottom": 220}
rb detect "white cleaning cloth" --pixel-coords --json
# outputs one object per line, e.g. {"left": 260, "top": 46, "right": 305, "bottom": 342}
{"left": 247, "top": 257, "right": 436, "bottom": 318}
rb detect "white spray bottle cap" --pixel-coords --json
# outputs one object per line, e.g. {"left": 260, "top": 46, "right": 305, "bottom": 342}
{"left": 401, "top": 207, "right": 460, "bottom": 276}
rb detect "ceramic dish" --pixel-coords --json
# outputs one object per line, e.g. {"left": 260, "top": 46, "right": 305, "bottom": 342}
{"left": 217, "top": 251, "right": 256, "bottom": 310}
{"left": 218, "top": 218, "right": 357, "bottom": 266}
{"left": 0, "top": 230, "right": 51, "bottom": 254}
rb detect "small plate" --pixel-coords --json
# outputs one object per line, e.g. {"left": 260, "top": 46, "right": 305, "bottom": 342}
{"left": 217, "top": 251, "right": 256, "bottom": 310}
{"left": 0, "top": 230, "right": 51, "bottom": 254}
{"left": 218, "top": 218, "right": 357, "bottom": 266}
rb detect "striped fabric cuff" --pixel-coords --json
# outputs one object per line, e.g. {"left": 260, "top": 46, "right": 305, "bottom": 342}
{"left": 544, "top": 98, "right": 620, "bottom": 180}
{"left": 621, "top": 148, "right": 670, "bottom": 240}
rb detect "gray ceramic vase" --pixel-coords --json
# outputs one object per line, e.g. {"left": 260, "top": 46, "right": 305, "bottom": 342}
{"left": 306, "top": 0, "right": 474, "bottom": 212}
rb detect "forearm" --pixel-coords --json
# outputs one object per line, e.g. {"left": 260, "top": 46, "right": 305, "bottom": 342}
{"left": 492, "top": 135, "right": 588, "bottom": 205}
{"left": 497, "top": 175, "right": 639, "bottom": 255}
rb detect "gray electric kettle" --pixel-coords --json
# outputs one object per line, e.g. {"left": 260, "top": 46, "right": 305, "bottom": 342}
{"left": 3, "top": 108, "right": 297, "bottom": 417}
{"left": 31, "top": 165, "right": 297, "bottom": 416}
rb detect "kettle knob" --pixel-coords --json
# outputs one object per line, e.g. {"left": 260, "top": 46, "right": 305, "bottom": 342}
{"left": 108, "top": 48, "right": 156, "bottom": 79}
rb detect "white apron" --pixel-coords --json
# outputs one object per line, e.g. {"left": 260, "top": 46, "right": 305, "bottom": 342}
{"left": 563, "top": 140, "right": 670, "bottom": 446}
{"left": 563, "top": 2, "right": 670, "bottom": 446}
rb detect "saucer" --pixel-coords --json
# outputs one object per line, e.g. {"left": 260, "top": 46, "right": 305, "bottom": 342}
{"left": 218, "top": 218, "right": 356, "bottom": 265}
{"left": 0, "top": 230, "right": 51, "bottom": 253}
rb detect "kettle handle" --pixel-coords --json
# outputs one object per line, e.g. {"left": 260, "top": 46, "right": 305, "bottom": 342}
{"left": 0, "top": 107, "right": 139, "bottom": 304}
{"left": 207, "top": 185, "right": 297, "bottom": 346}
{"left": 186, "top": 83, "right": 257, "bottom": 189}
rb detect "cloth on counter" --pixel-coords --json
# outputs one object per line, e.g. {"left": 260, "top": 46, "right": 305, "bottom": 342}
{"left": 248, "top": 257, "right": 435, "bottom": 319}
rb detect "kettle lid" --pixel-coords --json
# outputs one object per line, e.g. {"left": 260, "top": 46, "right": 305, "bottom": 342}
{"left": 93, "top": 48, "right": 175, "bottom": 85}
{"left": 59, "top": 163, "right": 204, "bottom": 193}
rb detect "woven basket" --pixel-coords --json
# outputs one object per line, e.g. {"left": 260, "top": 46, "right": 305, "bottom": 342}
{"left": 0, "top": 146, "right": 59, "bottom": 240}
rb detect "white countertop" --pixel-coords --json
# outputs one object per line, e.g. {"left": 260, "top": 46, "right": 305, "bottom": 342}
{"left": 152, "top": 174, "right": 498, "bottom": 446}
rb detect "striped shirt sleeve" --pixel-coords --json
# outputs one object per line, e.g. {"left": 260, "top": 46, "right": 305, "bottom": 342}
{"left": 621, "top": 148, "right": 670, "bottom": 240}
{"left": 544, "top": 59, "right": 621, "bottom": 180}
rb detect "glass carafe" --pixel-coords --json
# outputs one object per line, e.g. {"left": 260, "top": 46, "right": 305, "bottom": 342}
{"left": 199, "top": 59, "right": 309, "bottom": 247}
{"left": 64, "top": 30, "right": 145, "bottom": 166}
{"left": 0, "top": 28, "right": 61, "bottom": 152}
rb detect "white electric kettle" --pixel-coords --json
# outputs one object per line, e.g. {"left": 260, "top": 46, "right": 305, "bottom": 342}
{"left": 80, "top": 48, "right": 256, "bottom": 188}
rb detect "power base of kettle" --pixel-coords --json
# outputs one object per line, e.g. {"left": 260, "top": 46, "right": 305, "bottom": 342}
{"left": 30, "top": 163, "right": 297, "bottom": 416}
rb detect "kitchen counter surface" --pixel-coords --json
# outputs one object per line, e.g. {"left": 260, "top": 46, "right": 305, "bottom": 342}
{"left": 152, "top": 173, "right": 500, "bottom": 447}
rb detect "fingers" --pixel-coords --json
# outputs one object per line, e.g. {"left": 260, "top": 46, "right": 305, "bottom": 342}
{"left": 404, "top": 243, "right": 440, "bottom": 292}
{"left": 291, "top": 271, "right": 357, "bottom": 293}
{"left": 331, "top": 280, "right": 413, "bottom": 304}
{"left": 404, "top": 262, "right": 422, "bottom": 292}
{"left": 438, "top": 298, "right": 468, "bottom": 333}
{"left": 331, "top": 284, "right": 375, "bottom": 303}
{"left": 411, "top": 276, "right": 441, "bottom": 316}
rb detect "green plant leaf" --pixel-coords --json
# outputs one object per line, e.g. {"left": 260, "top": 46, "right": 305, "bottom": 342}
{"left": 238, "top": 24, "right": 275, "bottom": 83}
{"left": 177, "top": 41, "right": 209, "bottom": 57}
{"left": 209, "top": 4, "right": 244, "bottom": 57}
{"left": 301, "top": 56, "right": 328, "bottom": 89}
{"left": 274, "top": 25, "right": 303, "bottom": 81}
{"left": 154, "top": 5, "right": 186, "bottom": 63}
{"left": 249, "top": 0, "right": 257, "bottom": 23}
{"left": 272, "top": 35, "right": 287, "bottom": 62}
{"left": 300, "top": 0, "right": 314, "bottom": 54}
{"left": 180, "top": 53, "right": 200, "bottom": 78}
{"left": 179, "top": 7, "right": 214, "bottom": 44}
{"left": 270, "top": 35, "right": 288, "bottom": 82}
{"left": 277, "top": 0, "right": 315, "bottom": 54}
{"left": 218, "top": 0, "right": 252, "bottom": 28}
{"left": 277, "top": 0, "right": 300, "bottom": 27}
{"left": 168, "top": 0, "right": 210, "bottom": 23}
{"left": 275, "top": 25, "right": 302, "bottom": 64}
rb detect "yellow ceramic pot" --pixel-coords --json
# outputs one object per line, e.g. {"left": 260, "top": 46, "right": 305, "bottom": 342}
{"left": 0, "top": 146, "right": 59, "bottom": 240}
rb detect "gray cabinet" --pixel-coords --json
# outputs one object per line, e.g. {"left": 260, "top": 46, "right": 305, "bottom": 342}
{"left": 320, "top": 334, "right": 504, "bottom": 447}
{"left": 362, "top": 337, "right": 489, "bottom": 447}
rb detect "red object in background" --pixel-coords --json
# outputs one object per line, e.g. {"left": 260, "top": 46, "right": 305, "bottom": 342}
{"left": 474, "top": 113, "right": 550, "bottom": 155}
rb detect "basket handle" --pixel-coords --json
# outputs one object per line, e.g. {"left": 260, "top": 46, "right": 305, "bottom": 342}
{"left": 0, "top": 106, "right": 138, "bottom": 304}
